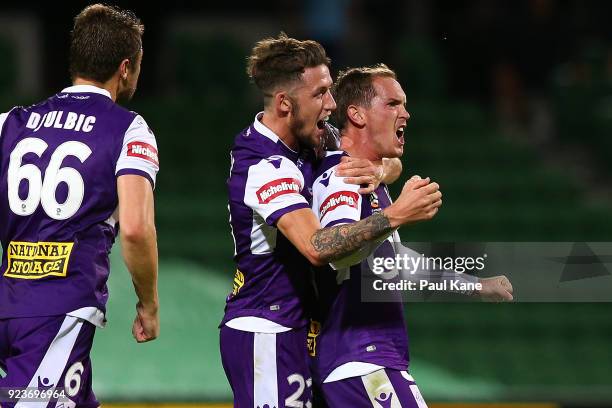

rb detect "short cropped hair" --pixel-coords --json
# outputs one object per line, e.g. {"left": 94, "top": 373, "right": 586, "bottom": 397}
{"left": 333, "top": 64, "right": 397, "bottom": 129}
{"left": 247, "top": 33, "right": 330, "bottom": 103}
{"left": 70, "top": 4, "right": 144, "bottom": 83}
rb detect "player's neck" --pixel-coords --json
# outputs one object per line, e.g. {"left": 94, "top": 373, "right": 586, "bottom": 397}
{"left": 72, "top": 77, "right": 118, "bottom": 102}
{"left": 340, "top": 129, "right": 383, "bottom": 165}
{"left": 260, "top": 112, "right": 299, "bottom": 151}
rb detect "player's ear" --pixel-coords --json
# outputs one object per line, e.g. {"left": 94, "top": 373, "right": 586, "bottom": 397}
{"left": 277, "top": 92, "right": 292, "bottom": 115}
{"left": 119, "top": 58, "right": 130, "bottom": 81}
{"left": 347, "top": 105, "right": 365, "bottom": 127}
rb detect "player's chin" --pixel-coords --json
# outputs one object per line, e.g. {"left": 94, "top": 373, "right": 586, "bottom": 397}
{"left": 386, "top": 146, "right": 403, "bottom": 158}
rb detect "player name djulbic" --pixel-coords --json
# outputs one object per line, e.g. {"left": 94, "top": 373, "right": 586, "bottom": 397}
{"left": 25, "top": 110, "right": 96, "bottom": 133}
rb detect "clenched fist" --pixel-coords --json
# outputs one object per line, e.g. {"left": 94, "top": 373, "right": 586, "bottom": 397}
{"left": 477, "top": 276, "right": 514, "bottom": 302}
{"left": 384, "top": 176, "right": 442, "bottom": 227}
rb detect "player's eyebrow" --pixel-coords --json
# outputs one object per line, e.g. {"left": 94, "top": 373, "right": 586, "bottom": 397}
{"left": 313, "top": 86, "right": 329, "bottom": 96}
{"left": 387, "top": 97, "right": 406, "bottom": 105}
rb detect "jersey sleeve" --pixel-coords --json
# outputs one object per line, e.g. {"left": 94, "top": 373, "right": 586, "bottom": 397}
{"left": 0, "top": 111, "right": 10, "bottom": 139}
{"left": 243, "top": 155, "right": 309, "bottom": 226}
{"left": 116, "top": 115, "right": 159, "bottom": 188}
{"left": 311, "top": 164, "right": 362, "bottom": 228}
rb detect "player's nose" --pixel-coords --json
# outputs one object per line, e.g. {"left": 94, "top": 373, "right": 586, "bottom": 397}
{"left": 325, "top": 91, "right": 336, "bottom": 112}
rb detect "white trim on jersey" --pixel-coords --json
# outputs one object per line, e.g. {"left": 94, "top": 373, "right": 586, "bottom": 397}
{"left": 116, "top": 115, "right": 159, "bottom": 187}
{"left": 410, "top": 383, "right": 429, "bottom": 408}
{"left": 61, "top": 84, "right": 112, "bottom": 99}
{"left": 225, "top": 317, "right": 291, "bottom": 333}
{"left": 253, "top": 332, "right": 279, "bottom": 408}
{"left": 249, "top": 213, "right": 277, "bottom": 255}
{"left": 104, "top": 208, "right": 119, "bottom": 229}
{"left": 15, "top": 315, "right": 84, "bottom": 408}
{"left": 253, "top": 112, "right": 298, "bottom": 153}
{"left": 0, "top": 111, "right": 9, "bottom": 138}
{"left": 324, "top": 362, "right": 384, "bottom": 383}
{"left": 253, "top": 112, "right": 279, "bottom": 143}
{"left": 67, "top": 307, "right": 106, "bottom": 328}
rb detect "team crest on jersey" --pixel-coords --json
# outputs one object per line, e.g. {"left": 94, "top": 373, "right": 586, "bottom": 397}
{"left": 232, "top": 269, "right": 245, "bottom": 296}
{"left": 256, "top": 178, "right": 301, "bottom": 204}
{"left": 4, "top": 241, "right": 74, "bottom": 279}
{"left": 127, "top": 141, "right": 159, "bottom": 166}
{"left": 319, "top": 191, "right": 359, "bottom": 219}
{"left": 369, "top": 192, "right": 381, "bottom": 212}
{"left": 307, "top": 319, "right": 321, "bottom": 356}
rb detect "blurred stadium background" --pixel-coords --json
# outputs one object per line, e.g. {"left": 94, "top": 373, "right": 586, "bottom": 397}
{"left": 1, "top": 0, "right": 611, "bottom": 407}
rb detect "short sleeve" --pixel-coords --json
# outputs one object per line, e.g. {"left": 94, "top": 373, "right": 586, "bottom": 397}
{"left": 0, "top": 111, "right": 9, "bottom": 139}
{"left": 116, "top": 115, "right": 159, "bottom": 188}
{"left": 311, "top": 164, "right": 362, "bottom": 228}
{"left": 244, "top": 155, "right": 309, "bottom": 226}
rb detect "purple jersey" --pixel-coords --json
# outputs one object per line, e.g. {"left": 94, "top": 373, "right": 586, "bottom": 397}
{"left": 309, "top": 152, "right": 408, "bottom": 383}
{"left": 221, "top": 113, "right": 317, "bottom": 329}
{"left": 0, "top": 85, "right": 159, "bottom": 323}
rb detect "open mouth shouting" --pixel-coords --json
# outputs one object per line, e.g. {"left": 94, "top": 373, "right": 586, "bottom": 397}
{"left": 396, "top": 124, "right": 405, "bottom": 145}
{"left": 317, "top": 115, "right": 330, "bottom": 131}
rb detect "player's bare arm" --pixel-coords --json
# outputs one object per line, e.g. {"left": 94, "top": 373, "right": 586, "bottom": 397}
{"left": 118, "top": 175, "right": 160, "bottom": 343}
{"left": 311, "top": 211, "right": 394, "bottom": 262}
{"left": 277, "top": 177, "right": 441, "bottom": 266}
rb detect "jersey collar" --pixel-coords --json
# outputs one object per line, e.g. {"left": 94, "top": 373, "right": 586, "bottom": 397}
{"left": 61, "top": 85, "right": 112, "bottom": 100}
{"left": 253, "top": 112, "right": 298, "bottom": 154}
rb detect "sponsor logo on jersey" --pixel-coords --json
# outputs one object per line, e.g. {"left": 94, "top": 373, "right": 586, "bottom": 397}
{"left": 256, "top": 178, "right": 301, "bottom": 204}
{"left": 4, "top": 241, "right": 74, "bottom": 279}
{"left": 127, "top": 141, "right": 159, "bottom": 166}
{"left": 319, "top": 171, "right": 331, "bottom": 187}
{"left": 307, "top": 319, "right": 321, "bottom": 356}
{"left": 319, "top": 191, "right": 359, "bottom": 219}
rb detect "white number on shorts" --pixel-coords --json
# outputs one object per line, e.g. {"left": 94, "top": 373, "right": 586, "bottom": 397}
{"left": 64, "top": 361, "right": 85, "bottom": 398}
{"left": 8, "top": 138, "right": 92, "bottom": 219}
{"left": 285, "top": 374, "right": 312, "bottom": 408}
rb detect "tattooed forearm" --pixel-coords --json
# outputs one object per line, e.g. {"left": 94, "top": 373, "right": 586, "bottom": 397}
{"left": 311, "top": 211, "right": 393, "bottom": 263}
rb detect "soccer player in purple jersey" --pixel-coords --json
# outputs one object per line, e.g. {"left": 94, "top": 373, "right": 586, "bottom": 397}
{"left": 309, "top": 64, "right": 513, "bottom": 407}
{"left": 222, "top": 35, "right": 443, "bottom": 408}
{"left": 0, "top": 5, "right": 159, "bottom": 407}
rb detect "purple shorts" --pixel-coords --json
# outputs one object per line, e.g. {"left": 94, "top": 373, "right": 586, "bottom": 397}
{"left": 0, "top": 315, "right": 99, "bottom": 408}
{"left": 220, "top": 325, "right": 312, "bottom": 408}
{"left": 320, "top": 369, "right": 428, "bottom": 408}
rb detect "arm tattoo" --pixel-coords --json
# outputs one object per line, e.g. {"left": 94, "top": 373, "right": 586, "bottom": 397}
{"left": 311, "top": 211, "right": 393, "bottom": 263}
